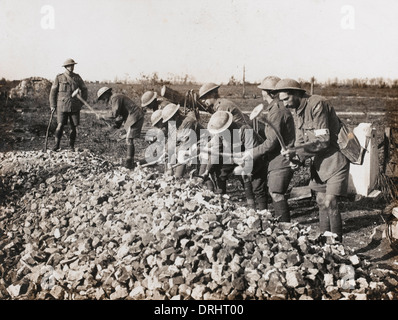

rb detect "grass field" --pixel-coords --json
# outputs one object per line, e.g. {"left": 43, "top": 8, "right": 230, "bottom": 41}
{"left": 1, "top": 81, "right": 397, "bottom": 157}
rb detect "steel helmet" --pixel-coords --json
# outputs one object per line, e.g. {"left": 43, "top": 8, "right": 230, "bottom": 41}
{"left": 162, "top": 103, "right": 180, "bottom": 123}
{"left": 97, "top": 87, "right": 112, "bottom": 100}
{"left": 272, "top": 79, "right": 306, "bottom": 93}
{"left": 141, "top": 91, "right": 158, "bottom": 107}
{"left": 257, "top": 76, "right": 281, "bottom": 90}
{"left": 207, "top": 111, "right": 233, "bottom": 135}
{"left": 199, "top": 83, "right": 220, "bottom": 99}
{"left": 62, "top": 58, "right": 77, "bottom": 67}
{"left": 151, "top": 109, "right": 163, "bottom": 126}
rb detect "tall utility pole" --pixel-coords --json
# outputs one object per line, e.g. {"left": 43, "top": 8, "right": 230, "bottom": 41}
{"left": 242, "top": 65, "right": 246, "bottom": 98}
{"left": 310, "top": 76, "right": 315, "bottom": 94}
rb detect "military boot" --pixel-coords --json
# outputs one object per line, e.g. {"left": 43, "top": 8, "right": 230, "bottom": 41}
{"left": 69, "top": 129, "right": 76, "bottom": 151}
{"left": 244, "top": 180, "right": 256, "bottom": 209}
{"left": 69, "top": 140, "right": 76, "bottom": 152}
{"left": 273, "top": 200, "right": 291, "bottom": 222}
{"left": 256, "top": 199, "right": 268, "bottom": 211}
{"left": 52, "top": 138, "right": 61, "bottom": 151}
{"left": 214, "top": 179, "right": 227, "bottom": 194}
{"left": 124, "top": 144, "right": 135, "bottom": 169}
{"left": 53, "top": 126, "right": 63, "bottom": 151}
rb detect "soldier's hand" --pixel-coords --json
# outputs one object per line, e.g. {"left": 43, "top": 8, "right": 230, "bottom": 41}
{"left": 233, "top": 153, "right": 244, "bottom": 165}
{"left": 289, "top": 155, "right": 302, "bottom": 171}
{"left": 198, "top": 170, "right": 209, "bottom": 181}
{"left": 201, "top": 141, "right": 212, "bottom": 153}
{"left": 51, "top": 107, "right": 56, "bottom": 113}
{"left": 281, "top": 148, "right": 296, "bottom": 160}
{"left": 233, "top": 150, "right": 251, "bottom": 165}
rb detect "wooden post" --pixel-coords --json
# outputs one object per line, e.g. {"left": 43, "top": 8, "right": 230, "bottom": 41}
{"left": 384, "top": 127, "right": 391, "bottom": 174}
{"left": 310, "top": 76, "right": 315, "bottom": 95}
{"left": 242, "top": 65, "right": 246, "bottom": 99}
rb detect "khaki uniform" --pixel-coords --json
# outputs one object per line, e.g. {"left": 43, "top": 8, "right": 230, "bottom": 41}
{"left": 213, "top": 98, "right": 250, "bottom": 127}
{"left": 253, "top": 99, "right": 295, "bottom": 171}
{"left": 207, "top": 122, "right": 268, "bottom": 209}
{"left": 49, "top": 71, "right": 87, "bottom": 150}
{"left": 293, "top": 94, "right": 349, "bottom": 194}
{"left": 49, "top": 72, "right": 87, "bottom": 114}
{"left": 252, "top": 98, "right": 295, "bottom": 195}
{"left": 166, "top": 112, "right": 205, "bottom": 178}
{"left": 107, "top": 94, "right": 145, "bottom": 140}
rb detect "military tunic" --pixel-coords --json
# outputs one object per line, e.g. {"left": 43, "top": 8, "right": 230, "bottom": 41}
{"left": 49, "top": 72, "right": 87, "bottom": 113}
{"left": 213, "top": 98, "right": 250, "bottom": 127}
{"left": 176, "top": 112, "right": 203, "bottom": 144}
{"left": 250, "top": 98, "right": 295, "bottom": 194}
{"left": 252, "top": 98, "right": 295, "bottom": 171}
{"left": 107, "top": 94, "right": 145, "bottom": 139}
{"left": 293, "top": 94, "right": 349, "bottom": 185}
{"left": 166, "top": 112, "right": 206, "bottom": 177}
{"left": 207, "top": 122, "right": 267, "bottom": 204}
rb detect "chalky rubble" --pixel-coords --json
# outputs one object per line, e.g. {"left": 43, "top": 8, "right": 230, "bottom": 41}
{"left": 0, "top": 150, "right": 397, "bottom": 300}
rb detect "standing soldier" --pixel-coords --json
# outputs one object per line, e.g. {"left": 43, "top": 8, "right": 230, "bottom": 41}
{"left": 97, "top": 87, "right": 145, "bottom": 169}
{"left": 49, "top": 58, "right": 88, "bottom": 151}
{"left": 275, "top": 79, "right": 350, "bottom": 242}
{"left": 238, "top": 76, "right": 296, "bottom": 221}
{"left": 198, "top": 83, "right": 250, "bottom": 127}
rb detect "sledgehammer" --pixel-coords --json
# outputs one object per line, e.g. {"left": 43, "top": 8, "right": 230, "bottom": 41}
{"left": 72, "top": 89, "right": 111, "bottom": 127}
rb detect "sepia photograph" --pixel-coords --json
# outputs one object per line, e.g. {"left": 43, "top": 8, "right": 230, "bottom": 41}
{"left": 1, "top": 0, "right": 398, "bottom": 309}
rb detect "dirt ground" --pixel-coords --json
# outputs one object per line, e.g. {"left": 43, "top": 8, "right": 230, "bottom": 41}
{"left": 1, "top": 90, "right": 398, "bottom": 276}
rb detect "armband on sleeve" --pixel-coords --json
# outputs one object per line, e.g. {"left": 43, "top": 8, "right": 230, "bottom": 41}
{"left": 314, "top": 128, "right": 329, "bottom": 136}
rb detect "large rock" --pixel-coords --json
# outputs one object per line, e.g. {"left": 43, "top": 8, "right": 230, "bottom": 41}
{"left": 8, "top": 77, "right": 52, "bottom": 99}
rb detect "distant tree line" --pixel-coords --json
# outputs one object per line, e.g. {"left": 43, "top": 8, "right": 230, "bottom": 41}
{"left": 2, "top": 75, "right": 398, "bottom": 89}
{"left": 322, "top": 77, "right": 398, "bottom": 89}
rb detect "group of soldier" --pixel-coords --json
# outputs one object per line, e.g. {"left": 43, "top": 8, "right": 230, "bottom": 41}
{"left": 49, "top": 58, "right": 350, "bottom": 242}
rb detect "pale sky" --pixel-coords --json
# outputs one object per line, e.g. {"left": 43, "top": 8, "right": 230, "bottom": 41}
{"left": 1, "top": 0, "right": 398, "bottom": 84}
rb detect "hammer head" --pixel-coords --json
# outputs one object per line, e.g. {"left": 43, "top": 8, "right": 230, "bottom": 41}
{"left": 250, "top": 104, "right": 264, "bottom": 120}
{"left": 72, "top": 88, "right": 80, "bottom": 98}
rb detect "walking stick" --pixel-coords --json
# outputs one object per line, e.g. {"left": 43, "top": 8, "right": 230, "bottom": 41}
{"left": 43, "top": 108, "right": 55, "bottom": 152}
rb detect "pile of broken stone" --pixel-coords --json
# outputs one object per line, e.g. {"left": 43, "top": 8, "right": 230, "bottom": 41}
{"left": 0, "top": 150, "right": 397, "bottom": 300}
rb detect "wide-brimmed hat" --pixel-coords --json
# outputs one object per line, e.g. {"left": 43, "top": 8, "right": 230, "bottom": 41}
{"left": 272, "top": 78, "right": 306, "bottom": 93}
{"left": 151, "top": 109, "right": 163, "bottom": 126}
{"left": 141, "top": 91, "right": 158, "bottom": 107}
{"left": 62, "top": 58, "right": 77, "bottom": 67}
{"left": 257, "top": 76, "right": 281, "bottom": 90}
{"left": 97, "top": 87, "right": 112, "bottom": 100}
{"left": 198, "top": 83, "right": 220, "bottom": 99}
{"left": 162, "top": 103, "right": 180, "bottom": 123}
{"left": 207, "top": 111, "right": 233, "bottom": 135}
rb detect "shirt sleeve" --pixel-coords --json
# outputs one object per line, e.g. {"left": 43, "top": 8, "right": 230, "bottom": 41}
{"left": 49, "top": 76, "right": 59, "bottom": 109}
{"left": 177, "top": 118, "right": 196, "bottom": 143}
{"left": 296, "top": 101, "right": 331, "bottom": 160}
{"left": 110, "top": 96, "right": 122, "bottom": 118}
{"left": 252, "top": 109, "right": 282, "bottom": 159}
{"left": 239, "top": 125, "right": 256, "bottom": 153}
{"left": 77, "top": 75, "right": 88, "bottom": 101}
